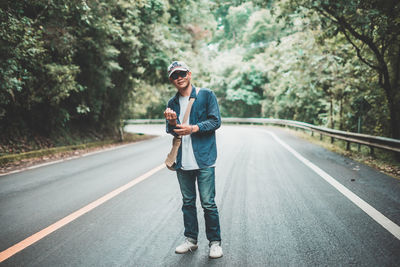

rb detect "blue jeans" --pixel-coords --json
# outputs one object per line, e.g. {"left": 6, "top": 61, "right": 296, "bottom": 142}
{"left": 176, "top": 167, "right": 221, "bottom": 242}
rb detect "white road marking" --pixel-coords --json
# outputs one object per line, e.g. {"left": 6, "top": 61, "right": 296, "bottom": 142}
{"left": 267, "top": 131, "right": 400, "bottom": 240}
{"left": 0, "top": 163, "right": 166, "bottom": 263}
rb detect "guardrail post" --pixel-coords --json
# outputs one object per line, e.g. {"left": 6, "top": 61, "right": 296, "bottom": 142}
{"left": 119, "top": 127, "right": 124, "bottom": 142}
{"left": 370, "top": 146, "right": 374, "bottom": 157}
{"left": 119, "top": 120, "right": 124, "bottom": 142}
{"left": 346, "top": 141, "right": 350, "bottom": 151}
{"left": 331, "top": 137, "right": 334, "bottom": 144}
{"left": 320, "top": 133, "right": 323, "bottom": 140}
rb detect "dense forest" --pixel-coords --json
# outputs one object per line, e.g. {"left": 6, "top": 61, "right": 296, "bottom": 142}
{"left": 1, "top": 0, "right": 399, "bottom": 150}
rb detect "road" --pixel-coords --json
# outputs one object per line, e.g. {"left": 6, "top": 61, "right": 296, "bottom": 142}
{"left": 0, "top": 125, "right": 399, "bottom": 266}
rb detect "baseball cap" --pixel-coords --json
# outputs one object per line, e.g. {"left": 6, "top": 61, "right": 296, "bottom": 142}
{"left": 167, "top": 61, "right": 190, "bottom": 77}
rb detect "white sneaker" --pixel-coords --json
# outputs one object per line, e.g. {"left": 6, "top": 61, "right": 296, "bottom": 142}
{"left": 209, "top": 241, "right": 223, "bottom": 259}
{"left": 175, "top": 238, "right": 198, "bottom": 254}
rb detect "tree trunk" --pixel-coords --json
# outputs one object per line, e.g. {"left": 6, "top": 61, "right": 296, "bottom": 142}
{"left": 339, "top": 97, "right": 343, "bottom": 130}
{"left": 329, "top": 98, "right": 334, "bottom": 129}
{"left": 383, "top": 77, "right": 400, "bottom": 140}
{"left": 388, "top": 99, "right": 400, "bottom": 139}
{"left": 387, "top": 94, "right": 400, "bottom": 161}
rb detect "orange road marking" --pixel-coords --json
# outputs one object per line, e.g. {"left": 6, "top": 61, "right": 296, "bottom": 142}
{"left": 0, "top": 163, "right": 166, "bottom": 263}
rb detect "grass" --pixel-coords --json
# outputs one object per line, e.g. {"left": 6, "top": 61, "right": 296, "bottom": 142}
{"left": 286, "top": 127, "right": 400, "bottom": 180}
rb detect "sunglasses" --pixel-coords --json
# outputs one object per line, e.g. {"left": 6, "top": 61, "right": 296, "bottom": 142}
{"left": 170, "top": 71, "right": 188, "bottom": 80}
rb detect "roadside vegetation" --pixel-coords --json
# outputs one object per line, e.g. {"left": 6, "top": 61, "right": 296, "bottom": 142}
{"left": 288, "top": 127, "right": 400, "bottom": 180}
{"left": 1, "top": 1, "right": 399, "bottom": 165}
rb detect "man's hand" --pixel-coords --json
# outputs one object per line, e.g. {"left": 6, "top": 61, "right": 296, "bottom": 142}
{"left": 174, "top": 124, "right": 199, "bottom": 136}
{"left": 164, "top": 108, "right": 177, "bottom": 126}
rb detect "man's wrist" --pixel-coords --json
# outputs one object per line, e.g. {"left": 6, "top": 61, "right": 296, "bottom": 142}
{"left": 191, "top": 125, "right": 199, "bottom": 133}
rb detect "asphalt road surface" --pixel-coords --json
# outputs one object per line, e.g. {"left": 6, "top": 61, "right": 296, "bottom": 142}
{"left": 0, "top": 125, "right": 399, "bottom": 266}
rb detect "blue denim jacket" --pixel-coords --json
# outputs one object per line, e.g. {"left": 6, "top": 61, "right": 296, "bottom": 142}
{"left": 166, "top": 86, "right": 221, "bottom": 169}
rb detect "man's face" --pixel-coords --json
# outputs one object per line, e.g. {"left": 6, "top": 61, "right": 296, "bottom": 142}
{"left": 170, "top": 71, "right": 191, "bottom": 91}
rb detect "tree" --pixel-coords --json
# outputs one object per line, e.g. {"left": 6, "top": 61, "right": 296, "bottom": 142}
{"left": 0, "top": 0, "right": 82, "bottom": 136}
{"left": 286, "top": 0, "right": 400, "bottom": 139}
{"left": 0, "top": 0, "right": 175, "bottom": 139}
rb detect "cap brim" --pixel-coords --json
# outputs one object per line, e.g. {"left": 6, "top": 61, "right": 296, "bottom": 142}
{"left": 168, "top": 67, "right": 189, "bottom": 77}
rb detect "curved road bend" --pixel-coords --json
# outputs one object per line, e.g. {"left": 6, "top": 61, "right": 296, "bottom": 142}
{"left": 0, "top": 125, "right": 399, "bottom": 266}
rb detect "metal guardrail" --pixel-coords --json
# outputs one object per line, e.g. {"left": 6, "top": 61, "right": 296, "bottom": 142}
{"left": 124, "top": 118, "right": 400, "bottom": 154}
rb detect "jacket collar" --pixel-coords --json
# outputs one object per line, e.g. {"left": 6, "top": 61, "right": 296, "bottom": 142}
{"left": 173, "top": 85, "right": 197, "bottom": 103}
{"left": 189, "top": 85, "right": 198, "bottom": 99}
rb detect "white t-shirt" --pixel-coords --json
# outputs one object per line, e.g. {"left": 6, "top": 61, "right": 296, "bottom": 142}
{"left": 179, "top": 95, "right": 199, "bottom": 170}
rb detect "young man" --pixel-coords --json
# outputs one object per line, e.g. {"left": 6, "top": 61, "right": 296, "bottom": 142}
{"left": 164, "top": 61, "right": 223, "bottom": 259}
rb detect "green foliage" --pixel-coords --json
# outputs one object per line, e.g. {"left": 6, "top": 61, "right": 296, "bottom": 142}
{"left": 212, "top": 2, "right": 256, "bottom": 49}
{"left": 0, "top": 0, "right": 176, "bottom": 138}
{"left": 217, "top": 63, "right": 268, "bottom": 117}
{"left": 1, "top": 0, "right": 399, "bottom": 146}
{"left": 284, "top": 0, "right": 400, "bottom": 138}
{"left": 206, "top": 0, "right": 396, "bottom": 138}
